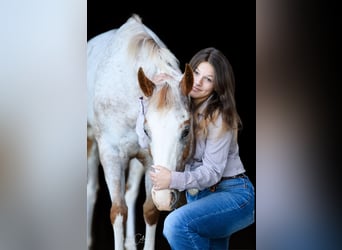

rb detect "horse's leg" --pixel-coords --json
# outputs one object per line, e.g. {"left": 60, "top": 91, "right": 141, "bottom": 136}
{"left": 97, "top": 137, "right": 128, "bottom": 250}
{"left": 143, "top": 170, "right": 160, "bottom": 250}
{"left": 124, "top": 158, "right": 145, "bottom": 250}
{"left": 87, "top": 136, "right": 100, "bottom": 249}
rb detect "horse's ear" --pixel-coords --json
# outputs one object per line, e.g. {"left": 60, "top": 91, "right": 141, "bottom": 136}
{"left": 138, "top": 67, "right": 155, "bottom": 97}
{"left": 180, "top": 64, "right": 194, "bottom": 96}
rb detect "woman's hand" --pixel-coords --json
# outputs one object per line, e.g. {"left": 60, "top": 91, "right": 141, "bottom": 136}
{"left": 149, "top": 165, "right": 171, "bottom": 190}
{"left": 152, "top": 73, "right": 173, "bottom": 85}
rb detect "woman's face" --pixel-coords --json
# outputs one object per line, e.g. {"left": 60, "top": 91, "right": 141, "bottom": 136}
{"left": 190, "top": 62, "right": 215, "bottom": 104}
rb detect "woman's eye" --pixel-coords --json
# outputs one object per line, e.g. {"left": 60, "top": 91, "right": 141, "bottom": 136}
{"left": 204, "top": 77, "right": 213, "bottom": 82}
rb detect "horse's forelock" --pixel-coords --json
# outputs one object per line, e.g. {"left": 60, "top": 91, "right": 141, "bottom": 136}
{"left": 149, "top": 83, "right": 177, "bottom": 111}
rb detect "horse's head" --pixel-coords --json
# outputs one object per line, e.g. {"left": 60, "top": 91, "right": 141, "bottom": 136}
{"left": 138, "top": 64, "right": 194, "bottom": 211}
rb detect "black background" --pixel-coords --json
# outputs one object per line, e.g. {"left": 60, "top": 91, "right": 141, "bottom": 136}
{"left": 88, "top": 1, "right": 255, "bottom": 249}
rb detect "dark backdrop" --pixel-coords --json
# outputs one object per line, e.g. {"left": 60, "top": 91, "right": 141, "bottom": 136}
{"left": 88, "top": 1, "right": 256, "bottom": 249}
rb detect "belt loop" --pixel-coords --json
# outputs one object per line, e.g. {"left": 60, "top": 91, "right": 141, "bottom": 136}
{"left": 209, "top": 184, "right": 217, "bottom": 192}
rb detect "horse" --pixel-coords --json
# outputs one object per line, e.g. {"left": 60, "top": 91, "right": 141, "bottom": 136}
{"left": 87, "top": 14, "right": 194, "bottom": 250}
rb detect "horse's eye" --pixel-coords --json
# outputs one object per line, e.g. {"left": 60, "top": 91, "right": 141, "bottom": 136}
{"left": 181, "top": 126, "right": 190, "bottom": 139}
{"left": 143, "top": 128, "right": 149, "bottom": 137}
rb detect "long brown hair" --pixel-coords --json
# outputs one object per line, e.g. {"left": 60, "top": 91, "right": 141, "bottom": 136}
{"left": 189, "top": 47, "right": 242, "bottom": 141}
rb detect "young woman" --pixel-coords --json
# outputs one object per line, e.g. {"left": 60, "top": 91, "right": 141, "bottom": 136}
{"left": 149, "top": 47, "right": 255, "bottom": 249}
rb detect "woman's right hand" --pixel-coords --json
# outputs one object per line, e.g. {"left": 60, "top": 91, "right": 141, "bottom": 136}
{"left": 152, "top": 73, "right": 173, "bottom": 84}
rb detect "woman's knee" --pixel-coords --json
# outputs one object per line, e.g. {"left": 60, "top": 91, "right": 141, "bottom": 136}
{"left": 163, "top": 210, "right": 182, "bottom": 237}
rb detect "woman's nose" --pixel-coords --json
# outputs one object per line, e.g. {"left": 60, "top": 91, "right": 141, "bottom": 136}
{"left": 194, "top": 76, "right": 201, "bottom": 86}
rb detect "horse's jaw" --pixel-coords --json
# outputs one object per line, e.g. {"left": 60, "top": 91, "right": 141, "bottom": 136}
{"left": 151, "top": 187, "right": 179, "bottom": 211}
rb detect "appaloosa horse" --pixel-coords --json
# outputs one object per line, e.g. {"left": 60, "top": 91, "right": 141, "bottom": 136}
{"left": 87, "top": 14, "right": 193, "bottom": 250}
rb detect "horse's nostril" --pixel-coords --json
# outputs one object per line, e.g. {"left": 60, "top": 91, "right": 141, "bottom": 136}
{"left": 170, "top": 189, "right": 179, "bottom": 209}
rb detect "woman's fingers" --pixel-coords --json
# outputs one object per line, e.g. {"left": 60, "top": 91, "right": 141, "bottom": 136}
{"left": 151, "top": 165, "right": 160, "bottom": 172}
{"left": 150, "top": 168, "right": 157, "bottom": 187}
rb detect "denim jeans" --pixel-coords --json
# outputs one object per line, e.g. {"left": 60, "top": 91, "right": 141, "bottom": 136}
{"left": 163, "top": 174, "right": 255, "bottom": 250}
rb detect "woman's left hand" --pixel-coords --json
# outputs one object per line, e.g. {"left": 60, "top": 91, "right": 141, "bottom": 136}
{"left": 149, "top": 165, "right": 171, "bottom": 190}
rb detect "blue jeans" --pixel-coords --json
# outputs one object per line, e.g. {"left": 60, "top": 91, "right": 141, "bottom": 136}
{"left": 163, "top": 174, "right": 255, "bottom": 250}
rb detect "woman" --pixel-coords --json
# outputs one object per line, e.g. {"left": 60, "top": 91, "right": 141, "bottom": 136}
{"left": 150, "top": 47, "right": 255, "bottom": 249}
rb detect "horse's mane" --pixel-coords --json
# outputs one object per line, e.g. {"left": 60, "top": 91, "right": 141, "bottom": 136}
{"left": 120, "top": 14, "right": 181, "bottom": 78}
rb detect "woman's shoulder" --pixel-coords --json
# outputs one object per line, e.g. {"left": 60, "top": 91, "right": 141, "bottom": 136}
{"left": 209, "top": 110, "right": 226, "bottom": 128}
{"left": 207, "top": 111, "right": 230, "bottom": 139}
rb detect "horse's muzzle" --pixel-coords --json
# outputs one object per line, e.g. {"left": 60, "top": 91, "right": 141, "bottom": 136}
{"left": 151, "top": 188, "right": 179, "bottom": 211}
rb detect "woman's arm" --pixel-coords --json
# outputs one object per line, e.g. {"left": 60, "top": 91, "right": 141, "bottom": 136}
{"left": 151, "top": 114, "right": 234, "bottom": 191}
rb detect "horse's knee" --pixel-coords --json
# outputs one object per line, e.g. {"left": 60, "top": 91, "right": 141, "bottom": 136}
{"left": 143, "top": 199, "right": 159, "bottom": 225}
{"left": 110, "top": 203, "right": 128, "bottom": 224}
